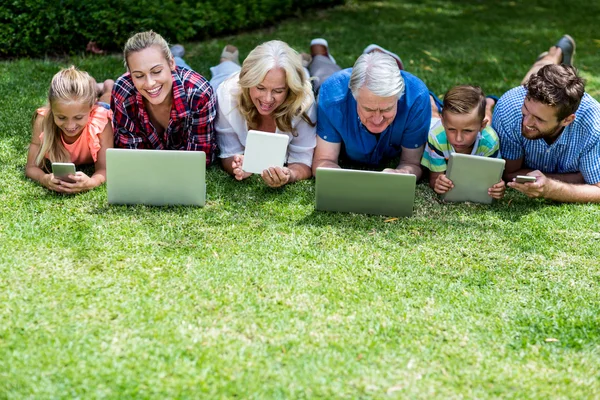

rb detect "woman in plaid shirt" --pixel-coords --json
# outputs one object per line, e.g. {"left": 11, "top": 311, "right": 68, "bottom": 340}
{"left": 111, "top": 31, "right": 216, "bottom": 165}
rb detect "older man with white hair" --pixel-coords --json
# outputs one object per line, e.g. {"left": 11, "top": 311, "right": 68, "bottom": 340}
{"left": 312, "top": 51, "right": 431, "bottom": 177}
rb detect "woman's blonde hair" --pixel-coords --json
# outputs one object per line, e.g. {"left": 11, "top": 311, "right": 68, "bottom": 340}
{"left": 35, "top": 66, "right": 97, "bottom": 166}
{"left": 123, "top": 30, "right": 173, "bottom": 69}
{"left": 237, "top": 40, "right": 315, "bottom": 135}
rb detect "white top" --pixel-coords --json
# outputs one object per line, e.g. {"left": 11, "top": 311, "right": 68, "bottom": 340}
{"left": 215, "top": 72, "right": 317, "bottom": 167}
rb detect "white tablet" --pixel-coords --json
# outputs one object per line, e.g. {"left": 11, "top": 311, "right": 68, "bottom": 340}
{"left": 442, "top": 153, "right": 505, "bottom": 204}
{"left": 242, "top": 130, "right": 290, "bottom": 174}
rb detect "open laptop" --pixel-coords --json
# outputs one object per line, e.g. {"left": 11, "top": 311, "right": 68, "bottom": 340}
{"left": 442, "top": 153, "right": 505, "bottom": 204}
{"left": 315, "top": 167, "right": 417, "bottom": 217}
{"left": 106, "top": 149, "right": 206, "bottom": 206}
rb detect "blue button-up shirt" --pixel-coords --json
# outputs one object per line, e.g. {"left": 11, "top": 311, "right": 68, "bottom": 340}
{"left": 317, "top": 68, "right": 431, "bottom": 165}
{"left": 492, "top": 86, "right": 600, "bottom": 184}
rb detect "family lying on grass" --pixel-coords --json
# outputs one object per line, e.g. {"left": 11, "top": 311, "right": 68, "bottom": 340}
{"left": 25, "top": 31, "right": 600, "bottom": 203}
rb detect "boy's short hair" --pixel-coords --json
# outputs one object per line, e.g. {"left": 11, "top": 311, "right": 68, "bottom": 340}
{"left": 525, "top": 64, "right": 585, "bottom": 121}
{"left": 442, "top": 85, "right": 486, "bottom": 121}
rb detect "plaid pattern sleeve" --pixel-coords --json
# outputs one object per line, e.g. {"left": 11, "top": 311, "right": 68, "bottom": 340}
{"left": 177, "top": 68, "right": 217, "bottom": 163}
{"left": 492, "top": 86, "right": 526, "bottom": 161}
{"left": 111, "top": 73, "right": 147, "bottom": 149}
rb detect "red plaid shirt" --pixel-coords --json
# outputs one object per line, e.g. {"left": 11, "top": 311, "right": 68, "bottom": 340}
{"left": 111, "top": 67, "right": 216, "bottom": 164}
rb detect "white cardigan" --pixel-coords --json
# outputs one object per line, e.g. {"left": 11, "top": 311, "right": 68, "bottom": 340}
{"left": 215, "top": 73, "right": 317, "bottom": 167}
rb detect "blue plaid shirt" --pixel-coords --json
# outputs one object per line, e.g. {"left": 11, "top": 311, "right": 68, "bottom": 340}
{"left": 492, "top": 86, "right": 600, "bottom": 184}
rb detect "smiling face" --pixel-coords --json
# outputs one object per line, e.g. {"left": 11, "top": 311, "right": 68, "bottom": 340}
{"left": 248, "top": 67, "right": 288, "bottom": 117}
{"left": 441, "top": 107, "right": 486, "bottom": 154}
{"left": 356, "top": 87, "right": 398, "bottom": 134}
{"left": 520, "top": 97, "right": 567, "bottom": 141}
{"left": 52, "top": 100, "right": 92, "bottom": 142}
{"left": 127, "top": 45, "right": 175, "bottom": 107}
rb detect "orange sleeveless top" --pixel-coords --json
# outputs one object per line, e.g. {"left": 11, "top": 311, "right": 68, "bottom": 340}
{"left": 37, "top": 105, "right": 113, "bottom": 165}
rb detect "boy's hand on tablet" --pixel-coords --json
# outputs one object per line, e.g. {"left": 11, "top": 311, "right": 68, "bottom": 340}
{"left": 434, "top": 174, "right": 454, "bottom": 194}
{"left": 262, "top": 166, "right": 291, "bottom": 188}
{"left": 488, "top": 180, "right": 506, "bottom": 199}
{"left": 232, "top": 155, "right": 251, "bottom": 181}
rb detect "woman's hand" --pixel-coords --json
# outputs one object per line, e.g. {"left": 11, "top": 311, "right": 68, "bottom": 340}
{"left": 231, "top": 154, "right": 252, "bottom": 181}
{"left": 261, "top": 166, "right": 292, "bottom": 188}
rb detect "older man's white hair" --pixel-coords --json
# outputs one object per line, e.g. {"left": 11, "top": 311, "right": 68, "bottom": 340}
{"left": 349, "top": 52, "right": 405, "bottom": 99}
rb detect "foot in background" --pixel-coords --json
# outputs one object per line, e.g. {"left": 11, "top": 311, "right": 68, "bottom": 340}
{"left": 209, "top": 45, "right": 242, "bottom": 89}
{"left": 308, "top": 38, "right": 341, "bottom": 94}
{"left": 170, "top": 44, "right": 193, "bottom": 70}
{"left": 310, "top": 38, "right": 336, "bottom": 64}
{"left": 554, "top": 34, "right": 576, "bottom": 65}
{"left": 363, "top": 44, "right": 404, "bottom": 70}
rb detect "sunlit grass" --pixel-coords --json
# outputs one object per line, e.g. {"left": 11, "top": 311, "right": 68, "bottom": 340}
{"left": 1, "top": 0, "right": 600, "bottom": 398}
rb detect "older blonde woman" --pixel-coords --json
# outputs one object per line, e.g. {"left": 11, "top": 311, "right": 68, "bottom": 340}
{"left": 216, "top": 40, "right": 316, "bottom": 188}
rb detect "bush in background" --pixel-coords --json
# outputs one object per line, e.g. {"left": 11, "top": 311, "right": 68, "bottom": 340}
{"left": 0, "top": 0, "right": 343, "bottom": 58}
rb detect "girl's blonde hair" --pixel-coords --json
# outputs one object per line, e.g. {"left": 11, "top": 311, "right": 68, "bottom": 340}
{"left": 35, "top": 66, "right": 97, "bottom": 166}
{"left": 123, "top": 30, "right": 173, "bottom": 69}
{"left": 237, "top": 40, "right": 315, "bottom": 136}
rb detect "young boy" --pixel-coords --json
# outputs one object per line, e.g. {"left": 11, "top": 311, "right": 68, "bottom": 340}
{"left": 421, "top": 85, "right": 505, "bottom": 199}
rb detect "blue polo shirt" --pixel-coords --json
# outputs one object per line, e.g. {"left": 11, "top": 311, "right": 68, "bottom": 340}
{"left": 317, "top": 68, "right": 431, "bottom": 165}
{"left": 492, "top": 86, "right": 600, "bottom": 184}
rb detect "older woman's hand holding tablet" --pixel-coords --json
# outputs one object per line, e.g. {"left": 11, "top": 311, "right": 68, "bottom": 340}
{"left": 215, "top": 40, "right": 316, "bottom": 188}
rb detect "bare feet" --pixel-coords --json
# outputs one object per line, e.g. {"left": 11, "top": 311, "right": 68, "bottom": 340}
{"left": 310, "top": 44, "right": 329, "bottom": 58}
{"left": 98, "top": 79, "right": 115, "bottom": 104}
{"left": 485, "top": 97, "right": 495, "bottom": 125}
{"left": 86, "top": 41, "right": 106, "bottom": 55}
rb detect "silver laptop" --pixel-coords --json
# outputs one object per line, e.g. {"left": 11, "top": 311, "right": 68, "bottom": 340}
{"left": 315, "top": 167, "right": 416, "bottom": 217}
{"left": 442, "top": 153, "right": 505, "bottom": 204}
{"left": 106, "top": 149, "right": 206, "bottom": 206}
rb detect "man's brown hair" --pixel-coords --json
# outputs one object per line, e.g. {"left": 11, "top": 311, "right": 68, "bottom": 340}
{"left": 525, "top": 64, "right": 585, "bottom": 121}
{"left": 442, "top": 85, "right": 486, "bottom": 121}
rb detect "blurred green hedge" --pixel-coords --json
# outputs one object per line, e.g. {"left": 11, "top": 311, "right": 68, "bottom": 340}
{"left": 0, "top": 0, "right": 343, "bottom": 58}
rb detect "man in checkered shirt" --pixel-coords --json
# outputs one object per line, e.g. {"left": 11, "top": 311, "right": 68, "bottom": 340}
{"left": 492, "top": 35, "right": 600, "bottom": 203}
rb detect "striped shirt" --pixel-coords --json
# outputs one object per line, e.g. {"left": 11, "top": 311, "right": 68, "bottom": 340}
{"left": 492, "top": 86, "right": 600, "bottom": 184}
{"left": 421, "top": 118, "right": 500, "bottom": 172}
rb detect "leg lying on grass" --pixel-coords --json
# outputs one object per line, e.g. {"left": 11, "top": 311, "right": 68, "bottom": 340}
{"left": 170, "top": 44, "right": 193, "bottom": 71}
{"left": 308, "top": 38, "right": 341, "bottom": 94}
{"left": 209, "top": 45, "right": 241, "bottom": 89}
{"left": 521, "top": 35, "right": 575, "bottom": 85}
{"left": 97, "top": 79, "right": 114, "bottom": 104}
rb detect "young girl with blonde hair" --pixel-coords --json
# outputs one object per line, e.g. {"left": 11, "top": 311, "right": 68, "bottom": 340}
{"left": 26, "top": 66, "right": 114, "bottom": 193}
{"left": 216, "top": 40, "right": 317, "bottom": 187}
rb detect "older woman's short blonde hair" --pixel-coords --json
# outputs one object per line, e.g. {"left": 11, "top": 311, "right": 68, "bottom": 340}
{"left": 237, "top": 40, "right": 315, "bottom": 135}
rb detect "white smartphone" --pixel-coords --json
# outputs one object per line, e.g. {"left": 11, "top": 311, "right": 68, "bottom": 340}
{"left": 52, "top": 162, "right": 76, "bottom": 183}
{"left": 515, "top": 175, "right": 537, "bottom": 183}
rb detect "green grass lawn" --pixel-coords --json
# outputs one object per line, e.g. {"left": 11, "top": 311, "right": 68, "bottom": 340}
{"left": 2, "top": 0, "right": 600, "bottom": 398}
